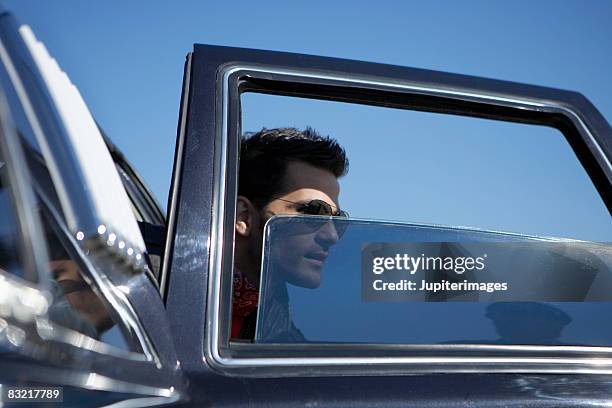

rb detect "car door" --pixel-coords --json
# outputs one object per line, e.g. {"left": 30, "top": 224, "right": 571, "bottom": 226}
{"left": 163, "top": 44, "right": 612, "bottom": 406}
{"left": 0, "top": 10, "right": 185, "bottom": 407}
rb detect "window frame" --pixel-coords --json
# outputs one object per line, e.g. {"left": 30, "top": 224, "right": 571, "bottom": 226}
{"left": 204, "top": 59, "right": 612, "bottom": 376}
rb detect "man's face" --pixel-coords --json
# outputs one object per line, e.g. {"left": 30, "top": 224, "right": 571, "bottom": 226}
{"left": 258, "top": 161, "right": 342, "bottom": 289}
{"left": 50, "top": 259, "right": 114, "bottom": 332}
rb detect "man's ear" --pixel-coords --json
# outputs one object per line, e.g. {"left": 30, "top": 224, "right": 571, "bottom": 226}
{"left": 236, "top": 196, "right": 257, "bottom": 237}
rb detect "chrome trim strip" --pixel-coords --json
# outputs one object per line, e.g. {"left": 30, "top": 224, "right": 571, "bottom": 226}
{"left": 36, "top": 318, "right": 147, "bottom": 361}
{"left": 0, "top": 34, "right": 78, "bottom": 237}
{"left": 204, "top": 60, "right": 230, "bottom": 365}
{"left": 160, "top": 53, "right": 192, "bottom": 299}
{"left": 41, "top": 371, "right": 176, "bottom": 399}
{"left": 101, "top": 395, "right": 181, "bottom": 408}
{"left": 79, "top": 225, "right": 147, "bottom": 273}
{"left": 205, "top": 64, "right": 612, "bottom": 373}
{"left": 0, "top": 356, "right": 181, "bottom": 405}
{"left": 0, "top": 37, "right": 53, "bottom": 286}
{"left": 74, "top": 374, "right": 176, "bottom": 398}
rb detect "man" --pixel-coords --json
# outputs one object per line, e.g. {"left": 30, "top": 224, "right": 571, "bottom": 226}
{"left": 232, "top": 127, "right": 349, "bottom": 341}
{"left": 49, "top": 256, "right": 114, "bottom": 339}
{"left": 47, "top": 240, "right": 114, "bottom": 339}
{"left": 45, "top": 221, "right": 114, "bottom": 339}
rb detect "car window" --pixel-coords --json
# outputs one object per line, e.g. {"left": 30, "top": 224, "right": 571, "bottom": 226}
{"left": 256, "top": 216, "right": 612, "bottom": 345}
{"left": 232, "top": 91, "right": 611, "bottom": 346}
{"left": 41, "top": 206, "right": 135, "bottom": 351}
{"left": 0, "top": 126, "right": 135, "bottom": 352}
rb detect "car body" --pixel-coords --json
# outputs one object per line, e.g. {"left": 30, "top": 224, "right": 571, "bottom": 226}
{"left": 0, "top": 8, "right": 611, "bottom": 407}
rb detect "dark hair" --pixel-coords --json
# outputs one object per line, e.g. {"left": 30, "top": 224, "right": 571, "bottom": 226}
{"left": 238, "top": 127, "right": 348, "bottom": 208}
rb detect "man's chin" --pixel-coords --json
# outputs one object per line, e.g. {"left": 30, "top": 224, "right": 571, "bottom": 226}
{"left": 298, "top": 276, "right": 321, "bottom": 289}
{"left": 286, "top": 262, "right": 322, "bottom": 289}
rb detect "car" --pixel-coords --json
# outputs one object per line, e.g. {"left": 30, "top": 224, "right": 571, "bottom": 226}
{"left": 0, "top": 7, "right": 611, "bottom": 407}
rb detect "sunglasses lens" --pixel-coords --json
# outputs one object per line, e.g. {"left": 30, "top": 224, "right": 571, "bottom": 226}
{"left": 295, "top": 200, "right": 349, "bottom": 238}
{"left": 304, "top": 200, "right": 333, "bottom": 216}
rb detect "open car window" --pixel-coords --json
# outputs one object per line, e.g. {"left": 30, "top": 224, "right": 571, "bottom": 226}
{"left": 241, "top": 93, "right": 611, "bottom": 241}
{"left": 238, "top": 85, "right": 611, "bottom": 349}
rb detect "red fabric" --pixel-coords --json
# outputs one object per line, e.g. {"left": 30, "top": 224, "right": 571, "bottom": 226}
{"left": 231, "top": 268, "right": 259, "bottom": 339}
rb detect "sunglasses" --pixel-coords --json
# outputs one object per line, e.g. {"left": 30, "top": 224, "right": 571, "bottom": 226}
{"left": 271, "top": 197, "right": 349, "bottom": 237}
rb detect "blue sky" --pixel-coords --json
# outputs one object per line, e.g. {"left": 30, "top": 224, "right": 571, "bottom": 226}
{"left": 5, "top": 0, "right": 612, "bottom": 240}
{"left": 243, "top": 94, "right": 612, "bottom": 241}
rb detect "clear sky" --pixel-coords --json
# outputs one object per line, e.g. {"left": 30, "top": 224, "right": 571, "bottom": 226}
{"left": 242, "top": 94, "right": 612, "bottom": 241}
{"left": 4, "top": 0, "right": 612, "bottom": 239}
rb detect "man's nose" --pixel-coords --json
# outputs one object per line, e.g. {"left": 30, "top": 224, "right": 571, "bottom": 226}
{"left": 316, "top": 219, "right": 340, "bottom": 249}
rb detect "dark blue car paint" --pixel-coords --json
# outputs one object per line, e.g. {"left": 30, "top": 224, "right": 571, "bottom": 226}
{"left": 160, "top": 44, "right": 612, "bottom": 405}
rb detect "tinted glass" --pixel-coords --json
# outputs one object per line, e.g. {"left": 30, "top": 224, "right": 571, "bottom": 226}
{"left": 256, "top": 217, "right": 612, "bottom": 345}
{"left": 42, "top": 209, "right": 134, "bottom": 352}
{"left": 0, "top": 155, "right": 25, "bottom": 281}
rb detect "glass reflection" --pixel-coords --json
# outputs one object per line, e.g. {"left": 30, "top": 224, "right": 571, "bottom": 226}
{"left": 256, "top": 216, "right": 612, "bottom": 346}
{"left": 0, "top": 160, "right": 26, "bottom": 281}
{"left": 42, "top": 211, "right": 131, "bottom": 350}
{"left": 484, "top": 302, "right": 572, "bottom": 345}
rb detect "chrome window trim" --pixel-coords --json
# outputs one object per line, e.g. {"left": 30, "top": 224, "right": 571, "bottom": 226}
{"left": 57, "top": 373, "right": 178, "bottom": 399}
{"left": 100, "top": 395, "right": 181, "bottom": 408}
{"left": 0, "top": 34, "right": 53, "bottom": 286}
{"left": 160, "top": 53, "right": 192, "bottom": 299}
{"left": 205, "top": 64, "right": 612, "bottom": 374}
